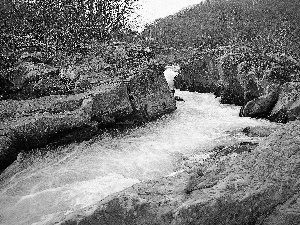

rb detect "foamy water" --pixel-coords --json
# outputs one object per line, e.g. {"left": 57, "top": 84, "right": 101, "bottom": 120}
{"left": 0, "top": 86, "right": 273, "bottom": 225}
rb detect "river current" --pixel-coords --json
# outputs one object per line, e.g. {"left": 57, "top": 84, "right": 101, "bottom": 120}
{"left": 0, "top": 71, "right": 273, "bottom": 225}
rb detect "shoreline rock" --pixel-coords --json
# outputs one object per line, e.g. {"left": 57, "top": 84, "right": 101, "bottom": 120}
{"left": 240, "top": 82, "right": 300, "bottom": 123}
{"left": 268, "top": 82, "right": 300, "bottom": 122}
{"left": 174, "top": 52, "right": 220, "bottom": 96}
{"left": 0, "top": 71, "right": 176, "bottom": 171}
{"left": 239, "top": 87, "right": 279, "bottom": 119}
{"left": 173, "top": 47, "right": 299, "bottom": 124}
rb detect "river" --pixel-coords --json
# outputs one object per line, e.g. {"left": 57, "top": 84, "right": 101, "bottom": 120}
{"left": 0, "top": 72, "right": 273, "bottom": 225}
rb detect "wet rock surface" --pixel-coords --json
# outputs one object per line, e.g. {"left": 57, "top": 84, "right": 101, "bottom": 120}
{"left": 241, "top": 125, "right": 280, "bottom": 137}
{"left": 210, "top": 141, "right": 259, "bottom": 158}
{"left": 55, "top": 121, "right": 300, "bottom": 225}
{"left": 0, "top": 71, "right": 176, "bottom": 171}
{"left": 240, "top": 88, "right": 279, "bottom": 119}
{"left": 269, "top": 82, "right": 300, "bottom": 123}
{"left": 174, "top": 48, "right": 300, "bottom": 123}
{"left": 174, "top": 52, "right": 220, "bottom": 95}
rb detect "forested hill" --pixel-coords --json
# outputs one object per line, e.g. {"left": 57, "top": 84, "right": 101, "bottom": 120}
{"left": 143, "top": 0, "right": 300, "bottom": 57}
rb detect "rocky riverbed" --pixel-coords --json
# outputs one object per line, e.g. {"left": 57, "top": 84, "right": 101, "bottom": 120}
{"left": 55, "top": 121, "right": 300, "bottom": 225}
{"left": 0, "top": 90, "right": 275, "bottom": 225}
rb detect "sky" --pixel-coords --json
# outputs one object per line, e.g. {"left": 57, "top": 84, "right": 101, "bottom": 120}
{"left": 135, "top": 0, "right": 204, "bottom": 29}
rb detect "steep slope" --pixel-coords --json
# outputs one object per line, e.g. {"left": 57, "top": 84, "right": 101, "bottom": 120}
{"left": 143, "top": 0, "right": 300, "bottom": 56}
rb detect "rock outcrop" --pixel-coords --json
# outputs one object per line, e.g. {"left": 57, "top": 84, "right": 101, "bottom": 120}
{"left": 174, "top": 49, "right": 263, "bottom": 106}
{"left": 57, "top": 121, "right": 300, "bottom": 225}
{"left": 218, "top": 52, "right": 246, "bottom": 105}
{"left": 0, "top": 41, "right": 177, "bottom": 171}
{"left": 174, "top": 52, "right": 220, "bottom": 95}
{"left": 241, "top": 125, "right": 280, "bottom": 137}
{"left": 173, "top": 46, "right": 300, "bottom": 123}
{"left": 268, "top": 82, "right": 300, "bottom": 122}
{"left": 239, "top": 86, "right": 279, "bottom": 118}
{"left": 124, "top": 69, "right": 176, "bottom": 121}
{"left": 240, "top": 82, "right": 300, "bottom": 122}
{"left": 8, "top": 62, "right": 59, "bottom": 91}
{"left": 0, "top": 71, "right": 176, "bottom": 171}
{"left": 222, "top": 53, "right": 300, "bottom": 121}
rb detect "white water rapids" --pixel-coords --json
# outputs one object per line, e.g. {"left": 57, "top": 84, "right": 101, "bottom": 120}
{"left": 0, "top": 70, "right": 273, "bottom": 225}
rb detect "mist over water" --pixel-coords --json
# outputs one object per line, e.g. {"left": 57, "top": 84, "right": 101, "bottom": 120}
{"left": 0, "top": 70, "right": 273, "bottom": 225}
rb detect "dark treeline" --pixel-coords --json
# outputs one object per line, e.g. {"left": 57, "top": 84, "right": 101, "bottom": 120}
{"left": 0, "top": 0, "right": 139, "bottom": 55}
{"left": 143, "top": 0, "right": 300, "bottom": 58}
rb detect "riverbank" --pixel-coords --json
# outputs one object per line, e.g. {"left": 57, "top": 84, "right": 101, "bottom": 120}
{"left": 144, "top": 0, "right": 300, "bottom": 123}
{"left": 0, "top": 42, "right": 177, "bottom": 172}
{"left": 57, "top": 120, "right": 300, "bottom": 225}
{"left": 0, "top": 91, "right": 275, "bottom": 225}
{"left": 174, "top": 48, "right": 300, "bottom": 123}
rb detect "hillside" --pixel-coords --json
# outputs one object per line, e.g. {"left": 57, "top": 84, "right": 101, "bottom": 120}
{"left": 142, "top": 0, "right": 300, "bottom": 122}
{"left": 143, "top": 0, "right": 300, "bottom": 57}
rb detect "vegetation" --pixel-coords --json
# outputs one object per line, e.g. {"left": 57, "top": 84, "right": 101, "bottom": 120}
{"left": 1, "top": 0, "right": 300, "bottom": 106}
{"left": 143, "top": 0, "right": 300, "bottom": 57}
{"left": 0, "top": 0, "right": 139, "bottom": 51}
{"left": 0, "top": 0, "right": 141, "bottom": 84}
{"left": 0, "top": 0, "right": 168, "bottom": 100}
{"left": 141, "top": 0, "right": 300, "bottom": 107}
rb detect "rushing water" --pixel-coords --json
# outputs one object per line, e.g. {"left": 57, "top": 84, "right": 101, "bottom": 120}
{"left": 0, "top": 75, "right": 273, "bottom": 225}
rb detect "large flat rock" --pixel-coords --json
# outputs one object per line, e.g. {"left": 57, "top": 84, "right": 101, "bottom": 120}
{"left": 0, "top": 82, "right": 133, "bottom": 170}
{"left": 0, "top": 71, "right": 176, "bottom": 171}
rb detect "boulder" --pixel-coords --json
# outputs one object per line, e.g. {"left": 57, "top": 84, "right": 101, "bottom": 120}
{"left": 243, "top": 77, "right": 261, "bottom": 103}
{"left": 218, "top": 53, "right": 245, "bottom": 105}
{"left": 90, "top": 82, "right": 133, "bottom": 123}
{"left": 8, "top": 62, "right": 59, "bottom": 90}
{"left": 2, "top": 61, "right": 64, "bottom": 100}
{"left": 175, "top": 53, "right": 220, "bottom": 94}
{"left": 124, "top": 66, "right": 176, "bottom": 121}
{"left": 16, "top": 51, "right": 50, "bottom": 64}
{"left": 217, "top": 50, "right": 300, "bottom": 109}
{"left": 0, "top": 73, "right": 11, "bottom": 98}
{"left": 2, "top": 51, "right": 110, "bottom": 100}
{"left": 268, "top": 82, "right": 300, "bottom": 122}
{"left": 240, "top": 86, "right": 280, "bottom": 118}
{"left": 62, "top": 56, "right": 113, "bottom": 93}
{"left": 237, "top": 65, "right": 263, "bottom": 103}
{"left": 241, "top": 126, "right": 279, "bottom": 137}
{"left": 57, "top": 121, "right": 300, "bottom": 225}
